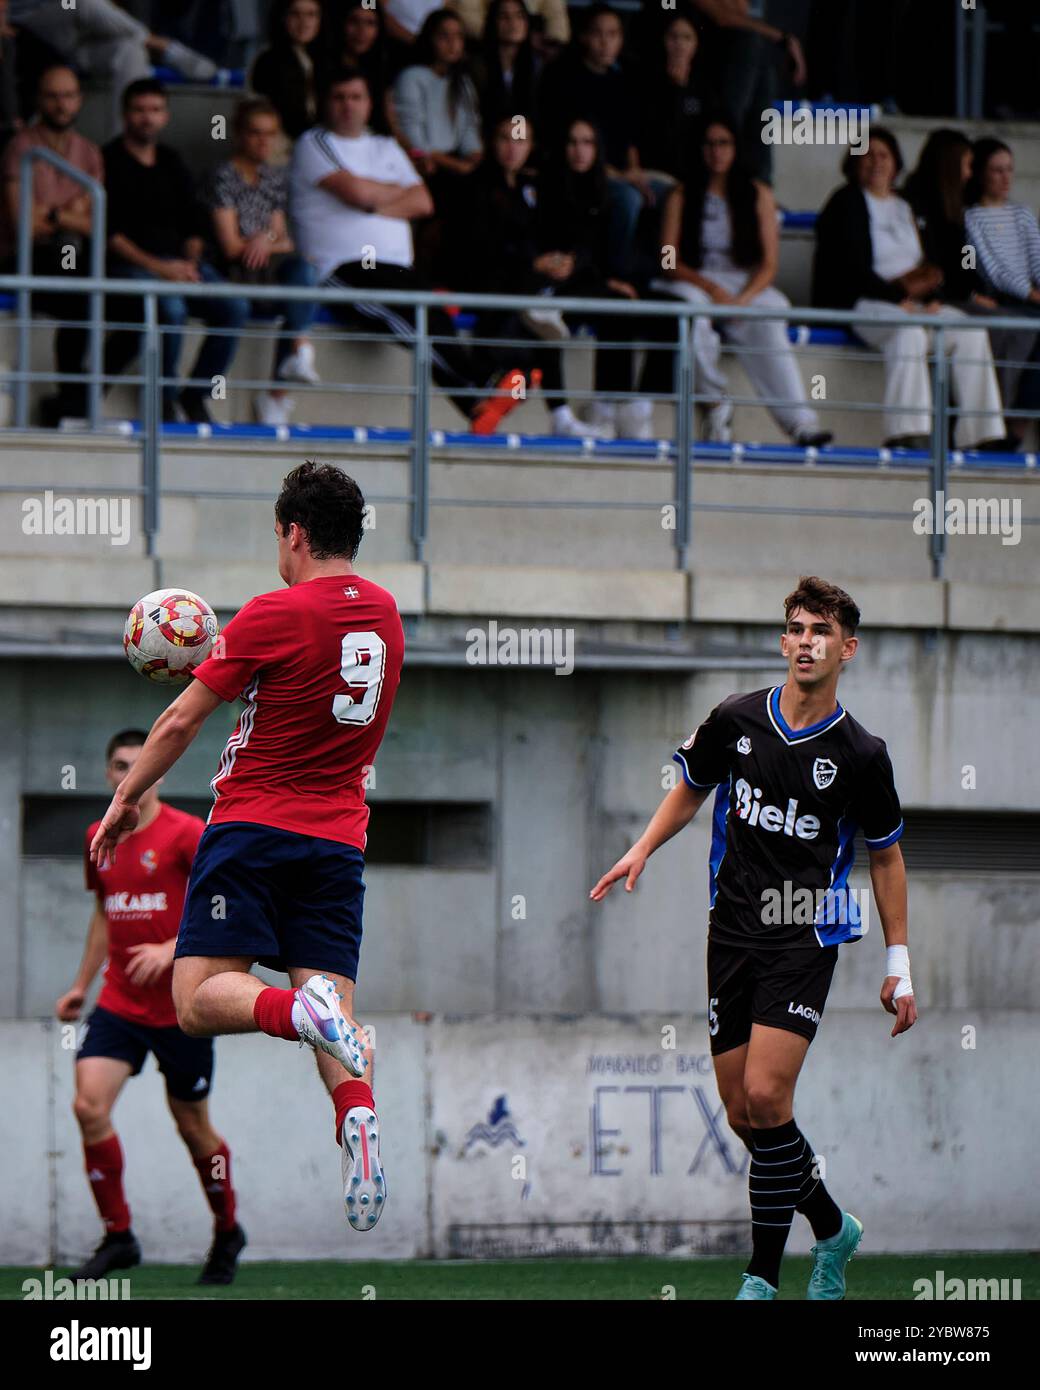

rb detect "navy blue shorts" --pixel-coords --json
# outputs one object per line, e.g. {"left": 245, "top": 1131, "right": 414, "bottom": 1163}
{"left": 175, "top": 822, "right": 366, "bottom": 981}
{"left": 77, "top": 1005, "right": 214, "bottom": 1101}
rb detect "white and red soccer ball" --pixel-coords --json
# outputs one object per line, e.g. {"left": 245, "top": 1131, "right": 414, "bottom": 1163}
{"left": 123, "top": 588, "right": 219, "bottom": 684}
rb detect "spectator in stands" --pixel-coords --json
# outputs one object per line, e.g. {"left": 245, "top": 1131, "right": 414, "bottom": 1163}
{"left": 636, "top": 6, "right": 703, "bottom": 183}
{"left": 0, "top": 65, "right": 102, "bottom": 427}
{"left": 652, "top": 115, "right": 831, "bottom": 447}
{"left": 104, "top": 78, "right": 248, "bottom": 425}
{"left": 689, "top": 1, "right": 808, "bottom": 183}
{"left": 336, "top": 0, "right": 399, "bottom": 137}
{"left": 906, "top": 129, "right": 1037, "bottom": 446}
{"left": 289, "top": 66, "right": 528, "bottom": 432}
{"left": 471, "top": 0, "right": 541, "bottom": 137}
{"left": 0, "top": 0, "right": 21, "bottom": 155}
{"left": 538, "top": 5, "right": 670, "bottom": 279}
{"left": 813, "top": 129, "right": 1009, "bottom": 452}
{"left": 250, "top": 0, "right": 329, "bottom": 139}
{"left": 454, "top": 0, "right": 569, "bottom": 54}
{"left": 393, "top": 10, "right": 483, "bottom": 183}
{"left": 7, "top": 0, "right": 218, "bottom": 134}
{"left": 208, "top": 97, "right": 320, "bottom": 427}
{"left": 533, "top": 116, "right": 664, "bottom": 439}
{"left": 383, "top": 0, "right": 441, "bottom": 51}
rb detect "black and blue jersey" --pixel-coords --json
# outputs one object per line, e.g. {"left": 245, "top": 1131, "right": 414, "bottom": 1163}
{"left": 674, "top": 686, "right": 903, "bottom": 949}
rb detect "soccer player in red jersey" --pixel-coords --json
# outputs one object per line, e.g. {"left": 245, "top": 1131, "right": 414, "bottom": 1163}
{"left": 57, "top": 729, "right": 244, "bottom": 1282}
{"left": 90, "top": 462, "right": 404, "bottom": 1231}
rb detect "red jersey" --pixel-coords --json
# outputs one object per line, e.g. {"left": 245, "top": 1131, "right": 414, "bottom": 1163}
{"left": 84, "top": 803, "right": 205, "bottom": 1028}
{"left": 190, "top": 573, "right": 404, "bottom": 850}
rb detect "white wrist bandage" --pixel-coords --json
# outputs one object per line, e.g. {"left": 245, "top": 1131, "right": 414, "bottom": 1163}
{"left": 886, "top": 945, "right": 913, "bottom": 1000}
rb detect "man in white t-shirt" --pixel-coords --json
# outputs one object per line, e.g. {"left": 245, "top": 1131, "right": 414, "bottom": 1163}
{"left": 290, "top": 68, "right": 526, "bottom": 433}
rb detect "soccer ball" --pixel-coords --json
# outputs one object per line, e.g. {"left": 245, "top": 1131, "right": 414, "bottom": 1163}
{"left": 123, "top": 588, "right": 219, "bottom": 684}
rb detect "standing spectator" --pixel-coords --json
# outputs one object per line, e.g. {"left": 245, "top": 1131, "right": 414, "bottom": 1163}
{"left": 534, "top": 117, "right": 664, "bottom": 439}
{"left": 653, "top": 115, "right": 831, "bottom": 446}
{"left": 454, "top": 0, "right": 569, "bottom": 52}
{"left": 636, "top": 6, "right": 703, "bottom": 183}
{"left": 104, "top": 79, "right": 248, "bottom": 425}
{"left": 813, "top": 129, "right": 1008, "bottom": 452}
{"left": 336, "top": 0, "right": 399, "bottom": 137}
{"left": 250, "top": 0, "right": 329, "bottom": 140}
{"left": 690, "top": 1, "right": 808, "bottom": 183}
{"left": 538, "top": 5, "right": 670, "bottom": 279}
{"left": 208, "top": 98, "right": 320, "bottom": 427}
{"left": 1, "top": 66, "right": 103, "bottom": 427}
{"left": 289, "top": 67, "right": 528, "bottom": 433}
{"left": 964, "top": 137, "right": 1040, "bottom": 446}
{"left": 7, "top": 0, "right": 218, "bottom": 134}
{"left": 472, "top": 0, "right": 541, "bottom": 137}
{"left": 905, "top": 129, "right": 1036, "bottom": 446}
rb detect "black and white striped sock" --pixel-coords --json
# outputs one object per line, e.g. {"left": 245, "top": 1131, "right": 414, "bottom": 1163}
{"left": 746, "top": 1118, "right": 838, "bottom": 1287}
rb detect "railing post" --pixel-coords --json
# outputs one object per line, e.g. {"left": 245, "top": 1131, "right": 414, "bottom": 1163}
{"left": 929, "top": 326, "right": 948, "bottom": 580}
{"left": 674, "top": 310, "right": 693, "bottom": 570}
{"left": 15, "top": 155, "right": 32, "bottom": 427}
{"left": 142, "top": 293, "right": 161, "bottom": 558}
{"left": 87, "top": 185, "right": 106, "bottom": 429}
{"left": 411, "top": 301, "right": 430, "bottom": 564}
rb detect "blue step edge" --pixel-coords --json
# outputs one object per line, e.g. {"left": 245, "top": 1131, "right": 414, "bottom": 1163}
{"left": 150, "top": 65, "right": 245, "bottom": 87}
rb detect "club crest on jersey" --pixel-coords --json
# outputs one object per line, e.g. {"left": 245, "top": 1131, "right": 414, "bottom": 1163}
{"left": 681, "top": 731, "right": 697, "bottom": 750}
{"left": 737, "top": 736, "right": 751, "bottom": 754}
{"left": 140, "top": 848, "right": 158, "bottom": 874}
{"left": 344, "top": 587, "right": 359, "bottom": 598}
{"left": 813, "top": 758, "right": 838, "bottom": 790}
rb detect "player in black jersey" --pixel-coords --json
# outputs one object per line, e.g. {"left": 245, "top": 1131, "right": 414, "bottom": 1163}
{"left": 590, "top": 576, "right": 917, "bottom": 1300}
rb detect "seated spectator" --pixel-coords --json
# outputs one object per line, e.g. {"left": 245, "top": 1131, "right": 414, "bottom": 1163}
{"left": 906, "top": 129, "right": 1037, "bottom": 446}
{"left": 453, "top": 0, "right": 569, "bottom": 51}
{"left": 653, "top": 115, "right": 830, "bottom": 446}
{"left": 533, "top": 116, "right": 666, "bottom": 439}
{"left": 0, "top": 65, "right": 102, "bottom": 427}
{"left": 208, "top": 98, "right": 320, "bottom": 428}
{"left": 813, "top": 128, "right": 1009, "bottom": 451}
{"left": 538, "top": 5, "right": 669, "bottom": 280}
{"left": 472, "top": 0, "right": 541, "bottom": 137}
{"left": 289, "top": 67, "right": 529, "bottom": 433}
{"left": 636, "top": 7, "right": 703, "bottom": 183}
{"left": 336, "top": 0, "right": 399, "bottom": 138}
{"left": 104, "top": 79, "right": 248, "bottom": 425}
{"left": 8, "top": 0, "right": 217, "bottom": 134}
{"left": 393, "top": 10, "right": 483, "bottom": 183}
{"left": 250, "top": 0, "right": 329, "bottom": 140}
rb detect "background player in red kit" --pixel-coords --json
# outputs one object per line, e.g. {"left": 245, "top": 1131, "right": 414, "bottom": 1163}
{"left": 90, "top": 462, "right": 404, "bottom": 1232}
{"left": 57, "top": 730, "right": 243, "bottom": 1282}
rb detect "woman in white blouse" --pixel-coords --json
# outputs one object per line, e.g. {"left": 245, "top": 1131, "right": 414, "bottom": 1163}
{"left": 814, "top": 129, "right": 1010, "bottom": 450}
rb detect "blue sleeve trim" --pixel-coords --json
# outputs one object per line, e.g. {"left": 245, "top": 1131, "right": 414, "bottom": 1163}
{"left": 672, "top": 752, "right": 726, "bottom": 790}
{"left": 865, "top": 820, "right": 904, "bottom": 849}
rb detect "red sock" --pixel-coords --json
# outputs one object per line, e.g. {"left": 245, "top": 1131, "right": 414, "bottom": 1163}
{"left": 193, "top": 1141, "right": 237, "bottom": 1233}
{"left": 253, "top": 986, "right": 298, "bottom": 1040}
{"left": 84, "top": 1135, "right": 131, "bottom": 1233}
{"left": 333, "top": 1081, "right": 375, "bottom": 1145}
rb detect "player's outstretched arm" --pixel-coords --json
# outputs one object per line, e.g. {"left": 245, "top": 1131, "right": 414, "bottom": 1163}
{"left": 589, "top": 781, "right": 710, "bottom": 901}
{"left": 90, "top": 679, "right": 224, "bottom": 868}
{"left": 56, "top": 905, "right": 109, "bottom": 1021}
{"left": 869, "top": 842, "right": 917, "bottom": 1037}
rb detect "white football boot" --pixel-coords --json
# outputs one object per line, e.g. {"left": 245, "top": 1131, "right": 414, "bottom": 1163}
{"left": 291, "top": 975, "right": 367, "bottom": 1078}
{"left": 341, "top": 1106, "right": 386, "bottom": 1230}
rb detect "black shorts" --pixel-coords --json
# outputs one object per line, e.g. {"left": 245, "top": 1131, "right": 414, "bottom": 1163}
{"left": 706, "top": 938, "right": 839, "bottom": 1055}
{"left": 77, "top": 1005, "right": 215, "bottom": 1102}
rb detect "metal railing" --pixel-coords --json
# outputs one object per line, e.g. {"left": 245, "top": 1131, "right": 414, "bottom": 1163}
{"left": 1, "top": 271, "right": 1037, "bottom": 579}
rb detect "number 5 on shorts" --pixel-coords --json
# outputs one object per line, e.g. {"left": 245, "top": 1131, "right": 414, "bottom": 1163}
{"left": 332, "top": 631, "right": 387, "bottom": 726}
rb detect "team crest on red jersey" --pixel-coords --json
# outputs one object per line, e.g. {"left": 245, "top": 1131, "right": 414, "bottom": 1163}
{"left": 140, "top": 847, "right": 159, "bottom": 873}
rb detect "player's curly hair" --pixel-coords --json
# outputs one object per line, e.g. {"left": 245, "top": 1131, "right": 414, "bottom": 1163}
{"left": 784, "top": 576, "right": 861, "bottom": 636}
{"left": 275, "top": 462, "right": 366, "bottom": 560}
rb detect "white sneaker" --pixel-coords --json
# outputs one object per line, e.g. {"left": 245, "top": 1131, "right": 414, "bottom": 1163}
{"left": 291, "top": 975, "right": 367, "bottom": 1077}
{"left": 703, "top": 399, "right": 734, "bottom": 443}
{"left": 522, "top": 307, "right": 571, "bottom": 341}
{"left": 617, "top": 399, "right": 654, "bottom": 440}
{"left": 550, "top": 405, "right": 611, "bottom": 439}
{"left": 277, "top": 343, "right": 320, "bottom": 385}
{"left": 254, "top": 391, "right": 295, "bottom": 426}
{"left": 584, "top": 400, "right": 617, "bottom": 438}
{"left": 341, "top": 1106, "right": 386, "bottom": 1231}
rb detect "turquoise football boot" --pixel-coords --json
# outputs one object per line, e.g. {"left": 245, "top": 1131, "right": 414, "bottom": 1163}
{"left": 807, "top": 1212, "right": 863, "bottom": 1299}
{"left": 735, "top": 1273, "right": 778, "bottom": 1300}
